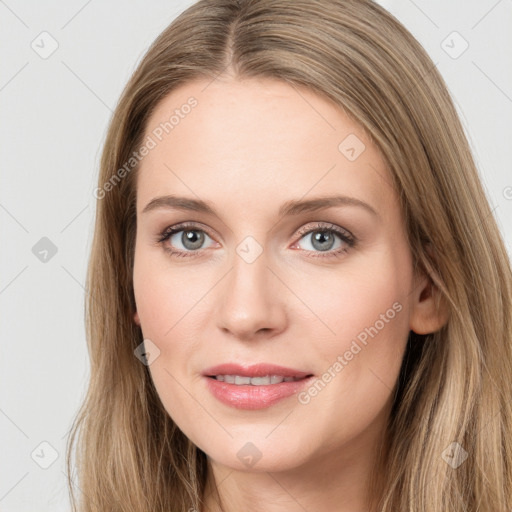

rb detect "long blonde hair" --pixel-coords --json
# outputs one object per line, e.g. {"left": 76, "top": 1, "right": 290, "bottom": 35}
{"left": 66, "top": 0, "right": 512, "bottom": 510}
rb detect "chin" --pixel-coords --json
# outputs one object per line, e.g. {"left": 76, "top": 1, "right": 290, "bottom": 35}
{"left": 193, "top": 431, "right": 316, "bottom": 473}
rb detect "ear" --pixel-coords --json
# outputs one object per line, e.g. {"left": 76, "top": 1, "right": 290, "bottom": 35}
{"left": 133, "top": 311, "right": 141, "bottom": 326}
{"left": 409, "top": 246, "right": 450, "bottom": 335}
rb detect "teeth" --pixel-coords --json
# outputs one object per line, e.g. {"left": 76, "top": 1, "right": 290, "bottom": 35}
{"left": 213, "top": 375, "right": 302, "bottom": 385}
{"left": 250, "top": 376, "right": 271, "bottom": 385}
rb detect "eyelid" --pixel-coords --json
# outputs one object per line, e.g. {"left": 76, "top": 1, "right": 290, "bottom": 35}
{"left": 157, "top": 221, "right": 217, "bottom": 243}
{"left": 294, "top": 221, "right": 355, "bottom": 243}
{"left": 157, "top": 220, "right": 356, "bottom": 258}
{"left": 157, "top": 221, "right": 354, "bottom": 244}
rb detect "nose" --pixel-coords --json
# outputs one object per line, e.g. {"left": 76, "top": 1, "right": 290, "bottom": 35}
{"left": 215, "top": 250, "right": 288, "bottom": 342}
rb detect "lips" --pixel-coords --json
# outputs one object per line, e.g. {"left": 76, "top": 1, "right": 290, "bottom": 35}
{"left": 202, "top": 363, "right": 312, "bottom": 379}
{"left": 202, "top": 363, "right": 315, "bottom": 410}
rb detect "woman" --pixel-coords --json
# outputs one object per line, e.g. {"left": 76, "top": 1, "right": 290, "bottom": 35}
{"left": 66, "top": 0, "right": 512, "bottom": 510}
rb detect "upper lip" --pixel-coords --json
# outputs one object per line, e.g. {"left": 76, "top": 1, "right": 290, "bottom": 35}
{"left": 202, "top": 363, "right": 313, "bottom": 379}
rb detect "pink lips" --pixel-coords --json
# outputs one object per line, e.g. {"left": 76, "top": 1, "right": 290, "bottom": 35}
{"left": 202, "top": 363, "right": 314, "bottom": 410}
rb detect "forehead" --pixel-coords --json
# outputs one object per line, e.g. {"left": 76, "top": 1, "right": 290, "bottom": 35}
{"left": 136, "top": 76, "right": 395, "bottom": 217}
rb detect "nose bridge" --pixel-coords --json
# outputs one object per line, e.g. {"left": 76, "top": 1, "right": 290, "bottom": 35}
{"left": 215, "top": 240, "right": 286, "bottom": 339}
{"left": 230, "top": 246, "right": 268, "bottom": 300}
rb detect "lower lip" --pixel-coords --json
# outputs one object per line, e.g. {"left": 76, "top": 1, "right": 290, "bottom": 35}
{"left": 204, "top": 376, "right": 314, "bottom": 410}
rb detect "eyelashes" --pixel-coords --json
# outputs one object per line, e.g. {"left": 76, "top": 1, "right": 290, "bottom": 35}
{"left": 156, "top": 221, "right": 357, "bottom": 260}
{"left": 157, "top": 222, "right": 217, "bottom": 258}
{"left": 293, "top": 223, "right": 356, "bottom": 258}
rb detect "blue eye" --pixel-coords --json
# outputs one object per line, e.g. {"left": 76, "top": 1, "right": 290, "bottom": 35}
{"left": 158, "top": 223, "right": 215, "bottom": 258}
{"left": 292, "top": 223, "right": 355, "bottom": 258}
{"left": 297, "top": 230, "right": 346, "bottom": 252}
{"left": 170, "top": 229, "right": 211, "bottom": 251}
{"left": 157, "top": 222, "right": 356, "bottom": 259}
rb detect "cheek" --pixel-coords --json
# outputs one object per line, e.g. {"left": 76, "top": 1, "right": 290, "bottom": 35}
{"left": 132, "top": 248, "right": 206, "bottom": 340}
{"left": 290, "top": 249, "right": 412, "bottom": 419}
{"left": 132, "top": 255, "right": 208, "bottom": 436}
{"left": 287, "top": 259, "right": 410, "bottom": 447}
{"left": 294, "top": 254, "right": 410, "bottom": 351}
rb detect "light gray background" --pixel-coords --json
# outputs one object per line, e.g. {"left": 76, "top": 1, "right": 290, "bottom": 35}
{"left": 1, "top": 1, "right": 511, "bottom": 510}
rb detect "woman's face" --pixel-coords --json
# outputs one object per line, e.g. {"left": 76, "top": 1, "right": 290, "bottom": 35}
{"left": 132, "top": 76, "right": 422, "bottom": 473}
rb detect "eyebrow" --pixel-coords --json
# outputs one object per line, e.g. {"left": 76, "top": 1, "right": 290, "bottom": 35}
{"left": 142, "top": 194, "right": 378, "bottom": 218}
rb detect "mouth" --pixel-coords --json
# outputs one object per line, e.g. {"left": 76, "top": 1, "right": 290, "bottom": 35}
{"left": 202, "top": 363, "right": 315, "bottom": 410}
{"left": 207, "top": 374, "right": 309, "bottom": 385}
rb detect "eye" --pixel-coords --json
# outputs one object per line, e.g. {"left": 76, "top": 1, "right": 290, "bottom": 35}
{"left": 157, "top": 222, "right": 217, "bottom": 258}
{"left": 171, "top": 230, "right": 210, "bottom": 250}
{"left": 291, "top": 223, "right": 356, "bottom": 258}
{"left": 156, "top": 221, "right": 356, "bottom": 259}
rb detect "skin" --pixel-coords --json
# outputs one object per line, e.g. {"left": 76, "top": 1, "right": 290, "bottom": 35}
{"left": 132, "top": 75, "right": 448, "bottom": 512}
